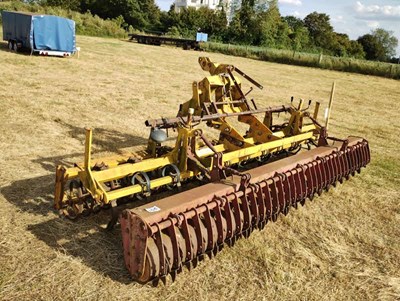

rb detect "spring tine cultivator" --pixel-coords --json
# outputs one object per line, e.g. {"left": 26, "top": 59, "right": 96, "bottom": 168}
{"left": 54, "top": 57, "right": 370, "bottom": 284}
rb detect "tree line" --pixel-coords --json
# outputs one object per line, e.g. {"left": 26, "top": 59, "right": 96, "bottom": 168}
{"left": 37, "top": 0, "right": 399, "bottom": 62}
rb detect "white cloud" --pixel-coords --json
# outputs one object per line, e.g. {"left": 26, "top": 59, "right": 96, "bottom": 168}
{"left": 332, "top": 15, "right": 345, "bottom": 24}
{"left": 366, "top": 21, "right": 380, "bottom": 28}
{"left": 279, "top": 0, "right": 302, "bottom": 6}
{"left": 355, "top": 1, "right": 400, "bottom": 20}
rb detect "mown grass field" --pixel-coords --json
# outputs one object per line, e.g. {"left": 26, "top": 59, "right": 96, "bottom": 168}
{"left": 0, "top": 33, "right": 399, "bottom": 301}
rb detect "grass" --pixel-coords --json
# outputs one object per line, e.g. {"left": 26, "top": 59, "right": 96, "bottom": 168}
{"left": 203, "top": 42, "right": 400, "bottom": 80}
{"left": 2, "top": 0, "right": 399, "bottom": 79}
{"left": 0, "top": 33, "right": 399, "bottom": 301}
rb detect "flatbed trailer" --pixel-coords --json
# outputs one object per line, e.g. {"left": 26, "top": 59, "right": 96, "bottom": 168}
{"left": 128, "top": 33, "right": 201, "bottom": 50}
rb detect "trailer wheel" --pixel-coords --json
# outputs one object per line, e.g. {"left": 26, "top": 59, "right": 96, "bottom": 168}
{"left": 12, "top": 42, "right": 18, "bottom": 52}
{"left": 8, "top": 40, "right": 14, "bottom": 51}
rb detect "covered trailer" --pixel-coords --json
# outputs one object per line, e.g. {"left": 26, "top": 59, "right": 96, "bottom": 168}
{"left": 1, "top": 11, "right": 76, "bottom": 57}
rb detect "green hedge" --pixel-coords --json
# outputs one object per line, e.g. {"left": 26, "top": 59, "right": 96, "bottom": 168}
{"left": 0, "top": 1, "right": 126, "bottom": 38}
{"left": 202, "top": 42, "right": 400, "bottom": 80}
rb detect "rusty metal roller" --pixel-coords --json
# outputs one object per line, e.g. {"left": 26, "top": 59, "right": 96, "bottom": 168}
{"left": 120, "top": 137, "right": 370, "bottom": 285}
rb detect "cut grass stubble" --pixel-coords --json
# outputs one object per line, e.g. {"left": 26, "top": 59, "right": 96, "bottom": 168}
{"left": 0, "top": 35, "right": 399, "bottom": 301}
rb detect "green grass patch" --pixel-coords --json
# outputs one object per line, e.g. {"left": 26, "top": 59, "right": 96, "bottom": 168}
{"left": 202, "top": 42, "right": 400, "bottom": 80}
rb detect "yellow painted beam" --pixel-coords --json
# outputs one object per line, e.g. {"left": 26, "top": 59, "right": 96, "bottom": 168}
{"left": 105, "top": 171, "right": 195, "bottom": 201}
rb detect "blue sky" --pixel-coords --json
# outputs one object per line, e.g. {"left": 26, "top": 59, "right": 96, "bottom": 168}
{"left": 156, "top": 0, "right": 400, "bottom": 54}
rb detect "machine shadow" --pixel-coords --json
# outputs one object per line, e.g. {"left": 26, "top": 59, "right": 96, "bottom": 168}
{"left": 0, "top": 42, "right": 33, "bottom": 55}
{"left": 27, "top": 214, "right": 134, "bottom": 284}
{"left": 1, "top": 124, "right": 193, "bottom": 284}
{"left": 0, "top": 125, "right": 148, "bottom": 216}
{"left": 53, "top": 119, "right": 149, "bottom": 157}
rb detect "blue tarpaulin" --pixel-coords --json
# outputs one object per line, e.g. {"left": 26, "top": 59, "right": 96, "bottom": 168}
{"left": 1, "top": 11, "right": 76, "bottom": 52}
{"left": 196, "top": 32, "right": 208, "bottom": 43}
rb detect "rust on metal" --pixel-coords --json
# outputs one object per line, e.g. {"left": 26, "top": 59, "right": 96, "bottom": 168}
{"left": 120, "top": 138, "right": 370, "bottom": 284}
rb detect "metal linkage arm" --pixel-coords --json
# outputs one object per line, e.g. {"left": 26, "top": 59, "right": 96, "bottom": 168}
{"left": 145, "top": 105, "right": 290, "bottom": 129}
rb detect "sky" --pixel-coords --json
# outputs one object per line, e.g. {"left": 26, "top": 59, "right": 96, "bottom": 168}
{"left": 156, "top": 0, "right": 400, "bottom": 55}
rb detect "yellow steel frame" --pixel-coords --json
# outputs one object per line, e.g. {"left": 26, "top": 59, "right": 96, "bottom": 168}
{"left": 54, "top": 57, "right": 323, "bottom": 211}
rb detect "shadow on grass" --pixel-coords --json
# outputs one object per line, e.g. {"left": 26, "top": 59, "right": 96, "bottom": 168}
{"left": 0, "top": 41, "right": 35, "bottom": 56}
{"left": 27, "top": 214, "right": 134, "bottom": 284}
{"left": 53, "top": 119, "right": 149, "bottom": 160}
{"left": 0, "top": 124, "right": 148, "bottom": 216}
{"left": 0, "top": 124, "right": 196, "bottom": 284}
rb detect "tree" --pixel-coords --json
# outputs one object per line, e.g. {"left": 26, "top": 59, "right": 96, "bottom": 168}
{"left": 372, "top": 28, "right": 398, "bottom": 60}
{"left": 257, "top": 0, "right": 287, "bottom": 48}
{"left": 304, "top": 12, "right": 335, "bottom": 51}
{"left": 42, "top": 0, "right": 81, "bottom": 10}
{"left": 80, "top": 0, "right": 161, "bottom": 31}
{"left": 283, "top": 15, "right": 304, "bottom": 31}
{"left": 225, "top": 0, "right": 258, "bottom": 44}
{"left": 357, "top": 34, "right": 383, "bottom": 60}
{"left": 357, "top": 29, "right": 398, "bottom": 61}
{"left": 283, "top": 16, "right": 310, "bottom": 51}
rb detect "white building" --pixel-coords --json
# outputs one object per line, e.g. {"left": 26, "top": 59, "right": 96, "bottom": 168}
{"left": 174, "top": 0, "right": 231, "bottom": 13}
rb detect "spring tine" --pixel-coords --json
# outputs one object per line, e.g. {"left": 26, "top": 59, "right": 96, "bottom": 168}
{"left": 287, "top": 170, "right": 297, "bottom": 209}
{"left": 344, "top": 149, "right": 351, "bottom": 177}
{"left": 299, "top": 165, "right": 308, "bottom": 205}
{"left": 305, "top": 163, "right": 314, "bottom": 199}
{"left": 355, "top": 144, "right": 362, "bottom": 168}
{"left": 269, "top": 178, "right": 280, "bottom": 220}
{"left": 350, "top": 146, "right": 356, "bottom": 175}
{"left": 255, "top": 183, "right": 265, "bottom": 227}
{"left": 275, "top": 174, "right": 285, "bottom": 214}
{"left": 223, "top": 196, "right": 234, "bottom": 240}
{"left": 357, "top": 144, "right": 363, "bottom": 169}
{"left": 180, "top": 215, "right": 193, "bottom": 263}
{"left": 354, "top": 145, "right": 360, "bottom": 172}
{"left": 262, "top": 180, "right": 273, "bottom": 221}
{"left": 203, "top": 205, "right": 215, "bottom": 252}
{"left": 152, "top": 278, "right": 160, "bottom": 287}
{"left": 315, "top": 158, "right": 324, "bottom": 193}
{"left": 241, "top": 193, "right": 252, "bottom": 232}
{"left": 248, "top": 185, "right": 259, "bottom": 228}
{"left": 167, "top": 219, "right": 180, "bottom": 271}
{"left": 154, "top": 224, "right": 166, "bottom": 279}
{"left": 280, "top": 173, "right": 290, "bottom": 215}
{"left": 364, "top": 141, "right": 370, "bottom": 164}
{"left": 191, "top": 209, "right": 204, "bottom": 255}
{"left": 231, "top": 193, "right": 242, "bottom": 235}
{"left": 213, "top": 200, "right": 225, "bottom": 244}
{"left": 186, "top": 261, "right": 193, "bottom": 271}
{"left": 329, "top": 154, "right": 337, "bottom": 185}
{"left": 293, "top": 168, "right": 302, "bottom": 204}
{"left": 338, "top": 152, "right": 346, "bottom": 183}
{"left": 331, "top": 154, "right": 339, "bottom": 186}
{"left": 349, "top": 146, "right": 356, "bottom": 175}
{"left": 312, "top": 161, "right": 320, "bottom": 196}
{"left": 192, "top": 257, "right": 198, "bottom": 269}
{"left": 322, "top": 157, "right": 329, "bottom": 188}
{"left": 170, "top": 270, "right": 177, "bottom": 282}
{"left": 327, "top": 156, "right": 333, "bottom": 185}
{"left": 320, "top": 157, "right": 328, "bottom": 191}
{"left": 360, "top": 142, "right": 367, "bottom": 167}
{"left": 366, "top": 141, "right": 371, "bottom": 163}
